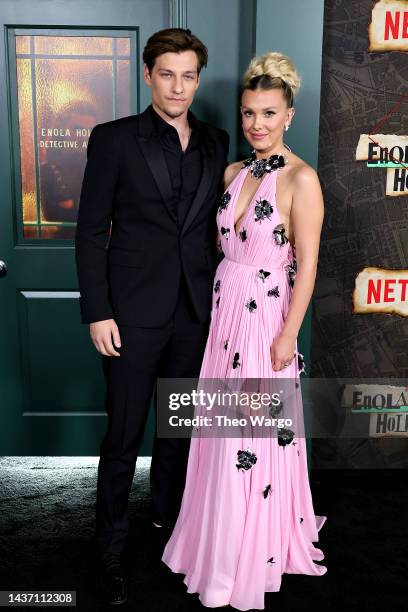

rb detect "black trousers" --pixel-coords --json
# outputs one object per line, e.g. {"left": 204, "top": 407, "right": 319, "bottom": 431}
{"left": 95, "top": 277, "right": 210, "bottom": 557}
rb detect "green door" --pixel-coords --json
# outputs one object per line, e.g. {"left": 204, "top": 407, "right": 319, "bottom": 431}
{"left": 0, "top": 0, "right": 175, "bottom": 454}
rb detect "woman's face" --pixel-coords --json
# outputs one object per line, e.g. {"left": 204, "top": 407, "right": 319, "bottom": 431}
{"left": 240, "top": 87, "right": 294, "bottom": 154}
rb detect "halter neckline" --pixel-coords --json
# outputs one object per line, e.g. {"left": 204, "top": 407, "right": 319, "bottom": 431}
{"left": 241, "top": 149, "right": 289, "bottom": 179}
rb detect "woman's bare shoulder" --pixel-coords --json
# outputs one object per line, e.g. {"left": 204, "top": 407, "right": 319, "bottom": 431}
{"left": 287, "top": 152, "right": 319, "bottom": 184}
{"left": 286, "top": 153, "right": 323, "bottom": 214}
{"left": 223, "top": 161, "right": 243, "bottom": 190}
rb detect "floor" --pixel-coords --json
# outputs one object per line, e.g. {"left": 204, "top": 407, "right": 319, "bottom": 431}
{"left": 0, "top": 457, "right": 406, "bottom": 611}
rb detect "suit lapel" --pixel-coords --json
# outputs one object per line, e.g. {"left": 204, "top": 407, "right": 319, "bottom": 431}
{"left": 134, "top": 106, "right": 217, "bottom": 231}
{"left": 181, "top": 129, "right": 216, "bottom": 235}
{"left": 134, "top": 107, "right": 177, "bottom": 224}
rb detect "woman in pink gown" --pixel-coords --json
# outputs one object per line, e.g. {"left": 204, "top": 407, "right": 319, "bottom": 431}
{"left": 162, "top": 51, "right": 327, "bottom": 610}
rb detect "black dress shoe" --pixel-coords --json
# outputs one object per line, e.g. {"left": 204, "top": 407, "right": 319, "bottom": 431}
{"left": 98, "top": 552, "right": 128, "bottom": 606}
{"left": 152, "top": 521, "right": 171, "bottom": 529}
{"left": 151, "top": 516, "right": 175, "bottom": 530}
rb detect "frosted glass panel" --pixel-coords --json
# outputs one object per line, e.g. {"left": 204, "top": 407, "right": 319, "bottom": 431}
{"left": 34, "top": 36, "right": 114, "bottom": 56}
{"left": 14, "top": 33, "right": 133, "bottom": 240}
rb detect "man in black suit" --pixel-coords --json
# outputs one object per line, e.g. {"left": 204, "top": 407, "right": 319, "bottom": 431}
{"left": 75, "top": 28, "right": 229, "bottom": 605}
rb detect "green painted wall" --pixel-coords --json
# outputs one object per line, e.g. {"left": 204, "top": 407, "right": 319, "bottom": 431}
{"left": 254, "top": 0, "right": 325, "bottom": 371}
{"left": 185, "top": 0, "right": 325, "bottom": 469}
{"left": 186, "top": 0, "right": 325, "bottom": 370}
{"left": 254, "top": 0, "right": 325, "bottom": 470}
{"left": 0, "top": 1, "right": 325, "bottom": 458}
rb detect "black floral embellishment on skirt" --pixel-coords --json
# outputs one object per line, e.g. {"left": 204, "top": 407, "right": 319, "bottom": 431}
{"left": 254, "top": 198, "right": 274, "bottom": 222}
{"left": 239, "top": 228, "right": 247, "bottom": 242}
{"left": 218, "top": 190, "right": 231, "bottom": 214}
{"left": 273, "top": 223, "right": 289, "bottom": 246}
{"left": 267, "top": 556, "right": 276, "bottom": 565}
{"left": 257, "top": 269, "right": 271, "bottom": 283}
{"left": 236, "top": 448, "right": 257, "bottom": 471}
{"left": 221, "top": 226, "right": 230, "bottom": 240}
{"left": 215, "top": 296, "right": 220, "bottom": 308}
{"left": 232, "top": 352, "right": 241, "bottom": 369}
{"left": 269, "top": 400, "right": 283, "bottom": 418}
{"left": 267, "top": 285, "right": 280, "bottom": 298}
{"left": 277, "top": 427, "right": 295, "bottom": 447}
{"left": 214, "top": 279, "right": 221, "bottom": 293}
{"left": 245, "top": 298, "right": 257, "bottom": 313}
{"left": 285, "top": 260, "right": 297, "bottom": 287}
{"left": 263, "top": 484, "right": 272, "bottom": 498}
{"left": 300, "top": 517, "right": 304, "bottom": 524}
{"left": 224, "top": 340, "right": 228, "bottom": 350}
{"left": 297, "top": 352, "right": 306, "bottom": 374}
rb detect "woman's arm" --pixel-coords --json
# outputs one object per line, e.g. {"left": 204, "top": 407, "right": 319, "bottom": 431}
{"left": 271, "top": 165, "right": 324, "bottom": 370}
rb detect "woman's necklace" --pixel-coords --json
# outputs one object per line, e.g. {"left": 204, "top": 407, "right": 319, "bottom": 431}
{"left": 242, "top": 149, "right": 289, "bottom": 179}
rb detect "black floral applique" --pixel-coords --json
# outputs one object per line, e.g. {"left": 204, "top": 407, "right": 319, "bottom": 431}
{"left": 232, "top": 352, "right": 241, "bottom": 369}
{"left": 257, "top": 269, "right": 271, "bottom": 283}
{"left": 242, "top": 150, "right": 287, "bottom": 179}
{"left": 285, "top": 260, "right": 297, "bottom": 287}
{"left": 218, "top": 191, "right": 231, "bottom": 214}
{"left": 267, "top": 285, "right": 280, "bottom": 298}
{"left": 236, "top": 448, "right": 257, "bottom": 471}
{"left": 215, "top": 296, "right": 220, "bottom": 308}
{"left": 300, "top": 517, "right": 304, "bottom": 524}
{"left": 263, "top": 484, "right": 272, "bottom": 498}
{"left": 221, "top": 226, "right": 230, "bottom": 240}
{"left": 245, "top": 298, "right": 257, "bottom": 313}
{"left": 277, "top": 427, "right": 295, "bottom": 447}
{"left": 273, "top": 223, "right": 289, "bottom": 246}
{"left": 214, "top": 279, "right": 221, "bottom": 293}
{"left": 269, "top": 400, "right": 283, "bottom": 418}
{"left": 297, "top": 352, "right": 306, "bottom": 374}
{"left": 224, "top": 340, "right": 228, "bottom": 350}
{"left": 254, "top": 198, "right": 274, "bottom": 223}
{"left": 267, "top": 556, "right": 276, "bottom": 565}
{"left": 239, "top": 228, "right": 247, "bottom": 242}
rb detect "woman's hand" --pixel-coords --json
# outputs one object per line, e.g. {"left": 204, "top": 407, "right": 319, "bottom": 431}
{"left": 216, "top": 232, "right": 223, "bottom": 253}
{"left": 270, "top": 332, "right": 296, "bottom": 371}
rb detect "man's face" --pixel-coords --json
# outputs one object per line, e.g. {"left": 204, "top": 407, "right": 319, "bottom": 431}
{"left": 144, "top": 50, "right": 200, "bottom": 119}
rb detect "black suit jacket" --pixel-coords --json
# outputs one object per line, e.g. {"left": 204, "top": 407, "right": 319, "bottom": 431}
{"left": 75, "top": 105, "right": 229, "bottom": 327}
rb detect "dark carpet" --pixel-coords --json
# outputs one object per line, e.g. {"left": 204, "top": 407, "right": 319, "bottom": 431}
{"left": 0, "top": 457, "right": 406, "bottom": 611}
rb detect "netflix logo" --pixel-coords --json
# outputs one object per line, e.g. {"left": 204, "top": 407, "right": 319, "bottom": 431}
{"left": 369, "top": 0, "right": 408, "bottom": 52}
{"left": 353, "top": 267, "right": 408, "bottom": 316}
{"left": 367, "top": 278, "right": 408, "bottom": 304}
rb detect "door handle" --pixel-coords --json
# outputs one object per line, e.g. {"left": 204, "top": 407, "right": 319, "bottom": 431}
{"left": 0, "top": 260, "right": 7, "bottom": 278}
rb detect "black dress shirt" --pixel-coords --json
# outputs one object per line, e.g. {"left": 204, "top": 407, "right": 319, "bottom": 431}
{"left": 150, "top": 104, "right": 202, "bottom": 227}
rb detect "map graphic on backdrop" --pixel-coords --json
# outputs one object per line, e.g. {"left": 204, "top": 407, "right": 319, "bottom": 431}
{"left": 311, "top": 0, "right": 408, "bottom": 468}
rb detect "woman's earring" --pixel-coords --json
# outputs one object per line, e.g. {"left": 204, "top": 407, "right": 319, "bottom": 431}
{"left": 284, "top": 124, "right": 290, "bottom": 131}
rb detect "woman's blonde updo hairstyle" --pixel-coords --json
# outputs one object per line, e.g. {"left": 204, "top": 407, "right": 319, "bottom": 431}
{"left": 242, "top": 52, "right": 301, "bottom": 108}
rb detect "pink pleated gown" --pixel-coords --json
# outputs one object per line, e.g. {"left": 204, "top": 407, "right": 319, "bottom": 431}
{"left": 161, "top": 157, "right": 327, "bottom": 610}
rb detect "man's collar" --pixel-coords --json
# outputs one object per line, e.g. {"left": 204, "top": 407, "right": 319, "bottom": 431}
{"left": 149, "top": 104, "right": 200, "bottom": 136}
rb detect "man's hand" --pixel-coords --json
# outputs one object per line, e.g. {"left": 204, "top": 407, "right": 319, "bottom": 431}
{"left": 89, "top": 319, "right": 121, "bottom": 357}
